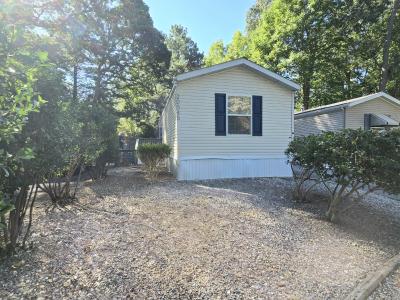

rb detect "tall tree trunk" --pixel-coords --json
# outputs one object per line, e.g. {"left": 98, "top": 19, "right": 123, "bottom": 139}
{"left": 392, "top": 77, "right": 400, "bottom": 97}
{"left": 380, "top": 0, "right": 400, "bottom": 91}
{"left": 302, "top": 80, "right": 311, "bottom": 110}
{"left": 301, "top": 53, "right": 315, "bottom": 110}
{"left": 345, "top": 70, "right": 351, "bottom": 99}
{"left": 389, "top": 53, "right": 400, "bottom": 97}
{"left": 73, "top": 64, "right": 78, "bottom": 102}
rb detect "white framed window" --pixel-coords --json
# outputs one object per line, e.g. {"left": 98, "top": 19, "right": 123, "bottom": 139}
{"left": 227, "top": 95, "right": 252, "bottom": 134}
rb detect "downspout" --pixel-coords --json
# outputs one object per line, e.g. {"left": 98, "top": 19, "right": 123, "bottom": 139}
{"left": 343, "top": 107, "right": 346, "bottom": 129}
{"left": 291, "top": 91, "right": 295, "bottom": 138}
{"left": 176, "top": 93, "right": 180, "bottom": 163}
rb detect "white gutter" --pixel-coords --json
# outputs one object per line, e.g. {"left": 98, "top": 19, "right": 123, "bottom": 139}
{"left": 295, "top": 105, "right": 347, "bottom": 119}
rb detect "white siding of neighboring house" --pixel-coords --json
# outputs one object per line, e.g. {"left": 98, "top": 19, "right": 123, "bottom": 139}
{"left": 294, "top": 110, "right": 345, "bottom": 137}
{"left": 161, "top": 90, "right": 179, "bottom": 175}
{"left": 345, "top": 96, "right": 400, "bottom": 129}
{"left": 174, "top": 66, "right": 294, "bottom": 180}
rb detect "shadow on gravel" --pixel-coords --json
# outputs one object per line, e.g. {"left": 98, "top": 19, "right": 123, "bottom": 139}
{"left": 3, "top": 166, "right": 399, "bottom": 299}
{"left": 84, "top": 167, "right": 400, "bottom": 254}
{"left": 196, "top": 177, "right": 400, "bottom": 254}
{"left": 82, "top": 166, "right": 175, "bottom": 198}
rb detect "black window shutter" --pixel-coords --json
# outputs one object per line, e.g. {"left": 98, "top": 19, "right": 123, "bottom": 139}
{"left": 252, "top": 96, "right": 262, "bottom": 136}
{"left": 215, "top": 93, "right": 226, "bottom": 136}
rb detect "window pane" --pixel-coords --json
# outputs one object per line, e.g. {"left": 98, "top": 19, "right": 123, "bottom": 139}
{"left": 228, "top": 96, "right": 251, "bottom": 114}
{"left": 228, "top": 116, "right": 251, "bottom": 134}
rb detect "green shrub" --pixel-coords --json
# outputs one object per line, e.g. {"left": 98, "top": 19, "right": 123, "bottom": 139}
{"left": 286, "top": 129, "right": 400, "bottom": 221}
{"left": 0, "top": 20, "right": 45, "bottom": 254}
{"left": 137, "top": 144, "right": 171, "bottom": 178}
{"left": 285, "top": 134, "right": 322, "bottom": 202}
{"left": 0, "top": 199, "right": 14, "bottom": 229}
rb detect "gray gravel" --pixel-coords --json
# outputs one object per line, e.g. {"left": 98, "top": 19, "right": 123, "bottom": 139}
{"left": 0, "top": 167, "right": 399, "bottom": 299}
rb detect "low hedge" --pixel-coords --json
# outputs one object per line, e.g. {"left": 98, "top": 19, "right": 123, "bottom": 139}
{"left": 137, "top": 143, "right": 171, "bottom": 178}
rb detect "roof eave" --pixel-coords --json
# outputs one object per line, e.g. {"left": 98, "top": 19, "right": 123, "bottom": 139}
{"left": 295, "top": 92, "right": 400, "bottom": 119}
{"left": 294, "top": 104, "right": 347, "bottom": 119}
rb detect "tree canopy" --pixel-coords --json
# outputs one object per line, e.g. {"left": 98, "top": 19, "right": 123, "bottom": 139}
{"left": 165, "top": 24, "right": 203, "bottom": 77}
{"left": 205, "top": 0, "right": 400, "bottom": 109}
{"left": 118, "top": 24, "right": 203, "bottom": 137}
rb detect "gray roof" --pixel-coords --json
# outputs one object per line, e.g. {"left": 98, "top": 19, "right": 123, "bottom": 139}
{"left": 295, "top": 92, "right": 400, "bottom": 119}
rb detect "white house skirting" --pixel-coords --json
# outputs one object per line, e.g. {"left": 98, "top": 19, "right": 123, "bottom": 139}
{"left": 176, "top": 157, "right": 291, "bottom": 181}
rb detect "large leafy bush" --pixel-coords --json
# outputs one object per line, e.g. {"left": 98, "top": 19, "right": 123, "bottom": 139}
{"left": 19, "top": 97, "right": 119, "bottom": 204}
{"left": 137, "top": 144, "right": 171, "bottom": 178}
{"left": 286, "top": 129, "right": 400, "bottom": 221}
{"left": 0, "top": 22, "right": 44, "bottom": 254}
{"left": 0, "top": 16, "right": 119, "bottom": 253}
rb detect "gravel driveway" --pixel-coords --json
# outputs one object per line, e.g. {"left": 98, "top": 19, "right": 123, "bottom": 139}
{"left": 1, "top": 167, "right": 399, "bottom": 299}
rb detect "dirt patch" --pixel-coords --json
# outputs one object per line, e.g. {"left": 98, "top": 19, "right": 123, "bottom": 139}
{"left": 1, "top": 167, "right": 399, "bottom": 299}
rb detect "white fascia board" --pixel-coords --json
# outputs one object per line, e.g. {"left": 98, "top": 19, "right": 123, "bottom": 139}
{"left": 294, "top": 105, "right": 345, "bottom": 119}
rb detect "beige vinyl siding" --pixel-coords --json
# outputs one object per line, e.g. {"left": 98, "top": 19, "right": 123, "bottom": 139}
{"left": 346, "top": 97, "right": 400, "bottom": 129}
{"left": 177, "top": 66, "right": 293, "bottom": 158}
{"left": 294, "top": 110, "right": 345, "bottom": 137}
{"left": 161, "top": 91, "right": 178, "bottom": 159}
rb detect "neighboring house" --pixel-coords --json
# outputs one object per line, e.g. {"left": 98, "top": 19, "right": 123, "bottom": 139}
{"left": 160, "top": 58, "right": 300, "bottom": 180}
{"left": 294, "top": 92, "right": 400, "bottom": 137}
